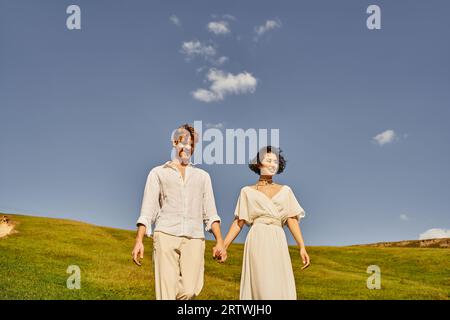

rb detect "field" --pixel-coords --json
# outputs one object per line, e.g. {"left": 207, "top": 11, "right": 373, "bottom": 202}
{"left": 0, "top": 214, "right": 449, "bottom": 300}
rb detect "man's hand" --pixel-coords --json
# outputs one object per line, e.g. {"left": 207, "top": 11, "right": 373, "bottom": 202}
{"left": 132, "top": 241, "right": 145, "bottom": 266}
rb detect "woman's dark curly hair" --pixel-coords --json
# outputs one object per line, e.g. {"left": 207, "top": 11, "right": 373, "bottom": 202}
{"left": 248, "top": 146, "right": 286, "bottom": 175}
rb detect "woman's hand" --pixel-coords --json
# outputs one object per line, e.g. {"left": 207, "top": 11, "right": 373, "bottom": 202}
{"left": 300, "top": 247, "right": 310, "bottom": 270}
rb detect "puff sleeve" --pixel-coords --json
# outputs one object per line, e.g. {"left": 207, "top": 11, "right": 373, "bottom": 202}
{"left": 233, "top": 187, "right": 252, "bottom": 225}
{"left": 285, "top": 186, "right": 306, "bottom": 221}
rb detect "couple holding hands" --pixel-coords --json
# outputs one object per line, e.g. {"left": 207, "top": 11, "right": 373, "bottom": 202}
{"left": 131, "top": 123, "right": 310, "bottom": 300}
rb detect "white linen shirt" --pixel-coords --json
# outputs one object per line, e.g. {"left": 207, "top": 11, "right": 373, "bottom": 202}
{"left": 136, "top": 161, "right": 221, "bottom": 239}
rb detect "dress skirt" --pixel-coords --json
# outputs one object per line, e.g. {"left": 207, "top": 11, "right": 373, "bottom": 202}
{"left": 239, "top": 222, "right": 297, "bottom": 300}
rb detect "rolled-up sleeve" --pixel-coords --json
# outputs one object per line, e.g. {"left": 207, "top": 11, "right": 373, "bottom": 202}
{"left": 136, "top": 169, "right": 161, "bottom": 237}
{"left": 202, "top": 173, "right": 221, "bottom": 232}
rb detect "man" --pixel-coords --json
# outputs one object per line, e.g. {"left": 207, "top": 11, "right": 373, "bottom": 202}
{"left": 132, "top": 123, "right": 226, "bottom": 300}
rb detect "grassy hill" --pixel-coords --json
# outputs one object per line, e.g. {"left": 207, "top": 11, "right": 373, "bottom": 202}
{"left": 352, "top": 238, "right": 450, "bottom": 248}
{"left": 0, "top": 214, "right": 449, "bottom": 300}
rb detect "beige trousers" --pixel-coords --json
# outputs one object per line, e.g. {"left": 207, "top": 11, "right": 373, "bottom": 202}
{"left": 152, "top": 231, "right": 205, "bottom": 300}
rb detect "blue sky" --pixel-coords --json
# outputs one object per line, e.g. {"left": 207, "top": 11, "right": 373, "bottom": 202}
{"left": 1, "top": 0, "right": 449, "bottom": 245}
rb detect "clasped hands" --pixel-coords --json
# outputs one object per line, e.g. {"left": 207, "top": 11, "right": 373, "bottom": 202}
{"left": 212, "top": 240, "right": 227, "bottom": 263}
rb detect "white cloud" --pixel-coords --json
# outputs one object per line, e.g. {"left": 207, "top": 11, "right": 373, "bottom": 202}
{"left": 192, "top": 89, "right": 219, "bottom": 103}
{"left": 373, "top": 129, "right": 397, "bottom": 146}
{"left": 213, "top": 56, "right": 229, "bottom": 66}
{"left": 211, "top": 14, "right": 236, "bottom": 21}
{"left": 180, "top": 41, "right": 227, "bottom": 66}
{"left": 180, "top": 41, "right": 216, "bottom": 60}
{"left": 399, "top": 214, "right": 409, "bottom": 221}
{"left": 223, "top": 14, "right": 236, "bottom": 21}
{"left": 254, "top": 19, "right": 281, "bottom": 40}
{"left": 208, "top": 21, "right": 230, "bottom": 35}
{"left": 419, "top": 228, "right": 450, "bottom": 240}
{"left": 192, "top": 68, "right": 258, "bottom": 102}
{"left": 169, "top": 15, "right": 181, "bottom": 27}
{"left": 196, "top": 66, "right": 207, "bottom": 74}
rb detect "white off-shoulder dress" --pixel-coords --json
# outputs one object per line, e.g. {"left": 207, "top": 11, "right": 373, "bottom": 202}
{"left": 233, "top": 185, "right": 306, "bottom": 300}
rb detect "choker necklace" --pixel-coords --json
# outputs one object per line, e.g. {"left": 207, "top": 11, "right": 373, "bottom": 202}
{"left": 256, "top": 175, "right": 273, "bottom": 187}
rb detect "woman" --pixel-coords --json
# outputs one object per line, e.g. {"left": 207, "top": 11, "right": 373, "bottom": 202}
{"left": 222, "top": 146, "right": 310, "bottom": 300}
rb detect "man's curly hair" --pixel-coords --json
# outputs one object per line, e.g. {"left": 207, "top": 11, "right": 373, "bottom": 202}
{"left": 172, "top": 123, "right": 199, "bottom": 151}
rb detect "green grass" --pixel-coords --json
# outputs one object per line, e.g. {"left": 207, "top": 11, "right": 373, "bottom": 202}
{"left": 0, "top": 214, "right": 449, "bottom": 300}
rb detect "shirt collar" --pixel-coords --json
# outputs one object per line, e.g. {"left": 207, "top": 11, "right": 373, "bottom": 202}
{"left": 163, "top": 160, "right": 195, "bottom": 169}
